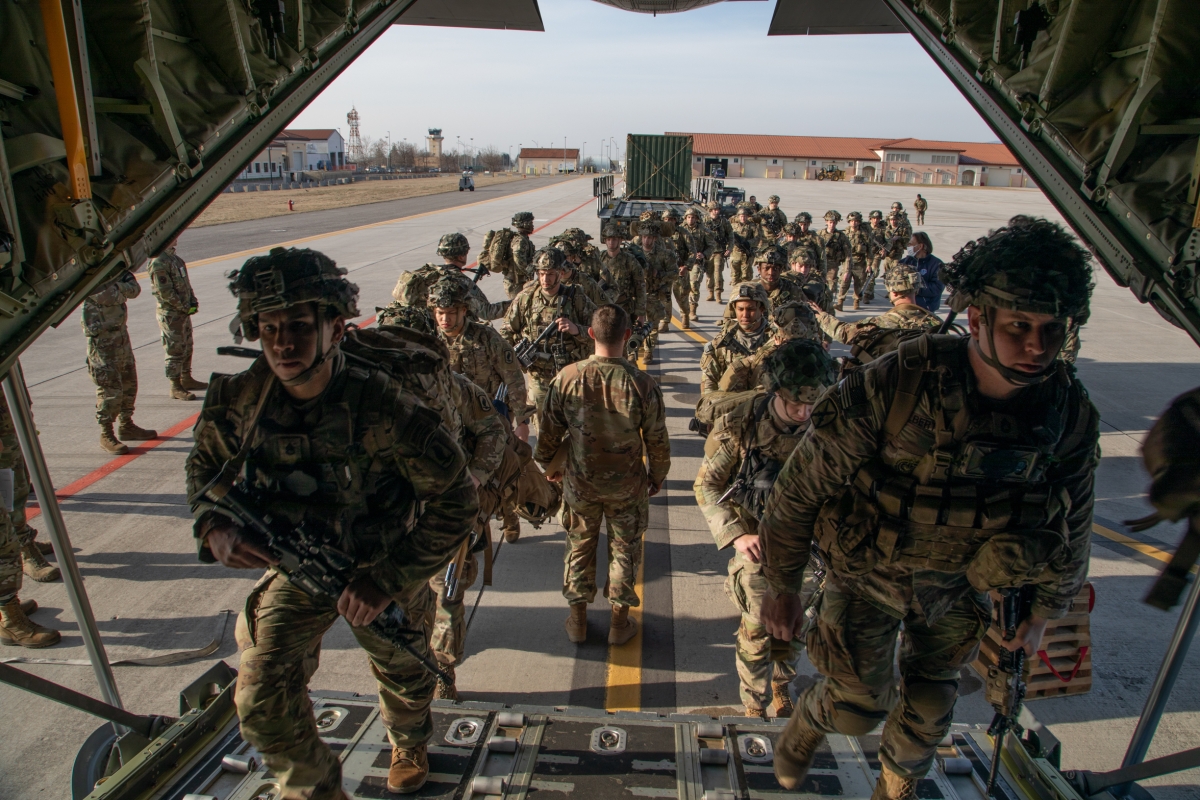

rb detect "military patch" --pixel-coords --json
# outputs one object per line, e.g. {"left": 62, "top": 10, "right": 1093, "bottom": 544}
{"left": 504, "top": 350, "right": 513, "bottom": 364}
{"left": 401, "top": 405, "right": 442, "bottom": 455}
{"left": 908, "top": 414, "right": 935, "bottom": 433}
{"left": 811, "top": 396, "right": 838, "bottom": 429}
{"left": 477, "top": 390, "right": 491, "bottom": 413}
{"left": 274, "top": 435, "right": 308, "bottom": 465}
{"left": 425, "top": 436, "right": 458, "bottom": 471}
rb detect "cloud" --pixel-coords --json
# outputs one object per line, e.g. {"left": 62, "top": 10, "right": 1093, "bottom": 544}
{"left": 290, "top": 0, "right": 996, "bottom": 158}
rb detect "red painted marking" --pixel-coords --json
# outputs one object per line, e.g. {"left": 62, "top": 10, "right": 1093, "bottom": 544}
{"left": 28, "top": 413, "right": 201, "bottom": 519}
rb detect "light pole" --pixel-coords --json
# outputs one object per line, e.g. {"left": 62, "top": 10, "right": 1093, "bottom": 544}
{"left": 470, "top": 137, "right": 474, "bottom": 169}
{"left": 386, "top": 130, "right": 391, "bottom": 171}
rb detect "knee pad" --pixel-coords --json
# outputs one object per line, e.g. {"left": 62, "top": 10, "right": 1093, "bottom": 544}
{"left": 831, "top": 701, "right": 889, "bottom": 736}
{"left": 903, "top": 677, "right": 958, "bottom": 724}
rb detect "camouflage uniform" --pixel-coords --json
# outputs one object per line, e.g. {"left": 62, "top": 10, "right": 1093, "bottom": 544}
{"left": 640, "top": 229, "right": 680, "bottom": 349}
{"left": 704, "top": 205, "right": 734, "bottom": 300}
{"left": 837, "top": 216, "right": 877, "bottom": 309}
{"left": 695, "top": 341, "right": 835, "bottom": 715}
{"left": 815, "top": 302, "right": 941, "bottom": 349}
{"left": 761, "top": 217, "right": 1098, "bottom": 790}
{"left": 865, "top": 212, "right": 889, "bottom": 304}
{"left": 147, "top": 248, "right": 202, "bottom": 386}
{"left": 888, "top": 210, "right": 913, "bottom": 243}
{"left": 914, "top": 195, "right": 927, "bottom": 224}
{"left": 561, "top": 265, "right": 608, "bottom": 308}
{"left": 390, "top": 263, "right": 507, "bottom": 323}
{"left": 700, "top": 284, "right": 774, "bottom": 396}
{"left": 790, "top": 220, "right": 825, "bottom": 276}
{"left": 721, "top": 248, "right": 809, "bottom": 323}
{"left": 730, "top": 211, "right": 760, "bottom": 285}
{"left": 81, "top": 271, "right": 141, "bottom": 425}
{"left": 599, "top": 243, "right": 648, "bottom": 323}
{"left": 189, "top": 250, "right": 477, "bottom": 800}
{"left": 677, "top": 214, "right": 717, "bottom": 320}
{"left": 535, "top": 355, "right": 670, "bottom": 609}
{"left": 500, "top": 214, "right": 538, "bottom": 299}
{"left": 816, "top": 212, "right": 851, "bottom": 297}
{"left": 437, "top": 320, "right": 527, "bottom": 420}
{"left": 762, "top": 197, "right": 788, "bottom": 230}
{"left": 501, "top": 258, "right": 596, "bottom": 421}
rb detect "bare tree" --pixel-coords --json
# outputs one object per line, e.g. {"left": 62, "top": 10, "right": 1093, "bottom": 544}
{"left": 440, "top": 148, "right": 462, "bottom": 172}
{"left": 477, "top": 146, "right": 505, "bottom": 173}
{"left": 393, "top": 142, "right": 417, "bottom": 169}
{"left": 367, "top": 138, "right": 389, "bottom": 168}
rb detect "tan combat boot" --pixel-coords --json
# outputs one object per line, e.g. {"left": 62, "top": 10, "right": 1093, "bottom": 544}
{"left": 33, "top": 540, "right": 53, "bottom": 556}
{"left": 716, "top": 290, "right": 723, "bottom": 303}
{"left": 20, "top": 598, "right": 37, "bottom": 614}
{"left": 386, "top": 743, "right": 428, "bottom": 794}
{"left": 657, "top": 319, "right": 669, "bottom": 334}
{"left": 608, "top": 605, "right": 637, "bottom": 645}
{"left": 503, "top": 523, "right": 521, "bottom": 544}
{"left": 21, "top": 542, "right": 60, "bottom": 582}
{"left": 99, "top": 423, "right": 129, "bottom": 455}
{"left": 641, "top": 344, "right": 653, "bottom": 365}
{"left": 117, "top": 417, "right": 157, "bottom": 441}
{"left": 690, "top": 302, "right": 700, "bottom": 321}
{"left": 0, "top": 598, "right": 62, "bottom": 648}
{"left": 168, "top": 377, "right": 196, "bottom": 401}
{"left": 745, "top": 706, "right": 767, "bottom": 720}
{"left": 870, "top": 766, "right": 917, "bottom": 800}
{"left": 773, "top": 715, "right": 827, "bottom": 790}
{"left": 680, "top": 312, "right": 691, "bottom": 330}
{"left": 707, "top": 290, "right": 716, "bottom": 302}
{"left": 852, "top": 298, "right": 860, "bottom": 311}
{"left": 565, "top": 603, "right": 587, "bottom": 644}
{"left": 772, "top": 680, "right": 794, "bottom": 718}
{"left": 835, "top": 301, "right": 845, "bottom": 312}
{"left": 435, "top": 664, "right": 458, "bottom": 701}
{"left": 179, "top": 373, "right": 208, "bottom": 391}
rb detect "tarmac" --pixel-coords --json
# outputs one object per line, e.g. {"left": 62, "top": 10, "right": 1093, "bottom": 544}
{"left": 2, "top": 176, "right": 1197, "bottom": 799}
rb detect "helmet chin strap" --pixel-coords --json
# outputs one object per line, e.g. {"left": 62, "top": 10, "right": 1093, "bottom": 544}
{"left": 973, "top": 306, "right": 1059, "bottom": 387}
{"left": 278, "top": 313, "right": 335, "bottom": 388}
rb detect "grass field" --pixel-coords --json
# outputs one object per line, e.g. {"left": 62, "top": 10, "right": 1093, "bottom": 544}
{"left": 193, "top": 172, "right": 531, "bottom": 227}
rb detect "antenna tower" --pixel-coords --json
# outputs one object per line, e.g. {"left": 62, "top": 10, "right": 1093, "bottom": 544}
{"left": 347, "top": 106, "right": 364, "bottom": 163}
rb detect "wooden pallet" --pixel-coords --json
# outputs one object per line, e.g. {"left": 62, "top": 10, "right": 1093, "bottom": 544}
{"left": 970, "top": 583, "right": 1093, "bottom": 699}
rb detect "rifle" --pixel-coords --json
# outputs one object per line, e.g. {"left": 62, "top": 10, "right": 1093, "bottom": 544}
{"left": 462, "top": 264, "right": 489, "bottom": 284}
{"left": 626, "top": 320, "right": 653, "bottom": 356}
{"left": 515, "top": 319, "right": 562, "bottom": 370}
{"left": 984, "top": 585, "right": 1035, "bottom": 795}
{"left": 195, "top": 465, "right": 452, "bottom": 683}
{"left": 732, "top": 232, "right": 756, "bottom": 259}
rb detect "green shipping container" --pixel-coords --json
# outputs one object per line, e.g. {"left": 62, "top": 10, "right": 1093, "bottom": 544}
{"left": 624, "top": 134, "right": 693, "bottom": 201}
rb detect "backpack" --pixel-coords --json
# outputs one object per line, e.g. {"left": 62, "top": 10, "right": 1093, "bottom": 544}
{"left": 848, "top": 325, "right": 930, "bottom": 365}
{"left": 483, "top": 228, "right": 517, "bottom": 274}
{"left": 341, "top": 325, "right": 459, "bottom": 432}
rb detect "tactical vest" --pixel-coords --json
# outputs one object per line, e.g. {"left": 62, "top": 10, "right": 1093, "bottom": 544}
{"left": 728, "top": 394, "right": 805, "bottom": 520}
{"left": 442, "top": 324, "right": 499, "bottom": 397}
{"left": 816, "top": 335, "right": 1090, "bottom": 591}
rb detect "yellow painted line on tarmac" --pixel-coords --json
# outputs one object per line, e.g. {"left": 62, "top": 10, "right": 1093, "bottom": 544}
{"left": 1093, "top": 523, "right": 1190, "bottom": 571}
{"left": 605, "top": 544, "right": 645, "bottom": 712}
{"left": 671, "top": 316, "right": 710, "bottom": 344}
{"left": 137, "top": 177, "right": 590, "bottom": 277}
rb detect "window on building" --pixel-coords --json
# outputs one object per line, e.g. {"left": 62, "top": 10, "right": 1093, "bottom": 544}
{"left": 733, "top": 158, "right": 739, "bottom": 163}
{"left": 1015, "top": 168, "right": 1022, "bottom": 174}
{"left": 695, "top": 157, "right": 702, "bottom": 162}
{"left": 886, "top": 153, "right": 911, "bottom": 163}
{"left": 931, "top": 155, "right": 956, "bottom": 164}
{"left": 771, "top": 159, "right": 778, "bottom": 165}
{"left": 254, "top": 163, "right": 260, "bottom": 173}
{"left": 810, "top": 160, "right": 817, "bottom": 166}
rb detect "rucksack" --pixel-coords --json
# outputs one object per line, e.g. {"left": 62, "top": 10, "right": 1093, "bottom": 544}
{"left": 341, "top": 325, "right": 460, "bottom": 432}
{"left": 848, "top": 325, "right": 930, "bottom": 365}
{"left": 482, "top": 228, "right": 517, "bottom": 274}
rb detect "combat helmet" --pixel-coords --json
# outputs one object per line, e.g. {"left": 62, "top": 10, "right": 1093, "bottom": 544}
{"left": 847, "top": 211, "right": 863, "bottom": 223}
{"left": 763, "top": 338, "right": 838, "bottom": 404}
{"left": 705, "top": 201, "right": 720, "bottom": 211}
{"left": 228, "top": 247, "right": 359, "bottom": 383}
{"left": 661, "top": 207, "right": 681, "bottom": 221}
{"left": 512, "top": 211, "right": 535, "bottom": 230}
{"left": 824, "top": 210, "right": 842, "bottom": 223}
{"left": 735, "top": 204, "right": 752, "bottom": 217}
{"left": 773, "top": 302, "right": 822, "bottom": 344}
{"left": 767, "top": 194, "right": 781, "bottom": 204}
{"left": 639, "top": 210, "right": 661, "bottom": 222}
{"left": 684, "top": 207, "right": 701, "bottom": 221}
{"left": 552, "top": 236, "right": 582, "bottom": 258}
{"left": 941, "top": 215, "right": 1093, "bottom": 384}
{"left": 437, "top": 232, "right": 470, "bottom": 259}
{"left": 789, "top": 246, "right": 818, "bottom": 269}
{"left": 794, "top": 211, "right": 813, "bottom": 224}
{"left": 755, "top": 245, "right": 788, "bottom": 269}
{"left": 533, "top": 246, "right": 567, "bottom": 272}
{"left": 782, "top": 222, "right": 801, "bottom": 237}
{"left": 428, "top": 276, "right": 472, "bottom": 310}
{"left": 883, "top": 264, "right": 923, "bottom": 295}
{"left": 639, "top": 219, "right": 662, "bottom": 238}
{"left": 601, "top": 223, "right": 622, "bottom": 240}
{"left": 729, "top": 281, "right": 772, "bottom": 314}
{"left": 564, "top": 227, "right": 592, "bottom": 242}
{"left": 869, "top": 210, "right": 884, "bottom": 221}
{"left": 891, "top": 202, "right": 904, "bottom": 211}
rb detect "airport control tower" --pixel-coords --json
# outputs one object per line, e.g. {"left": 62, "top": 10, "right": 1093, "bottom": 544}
{"left": 427, "top": 129, "right": 444, "bottom": 160}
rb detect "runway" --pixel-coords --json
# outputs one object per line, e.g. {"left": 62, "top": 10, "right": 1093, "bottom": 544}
{"left": 3, "top": 177, "right": 1199, "bottom": 799}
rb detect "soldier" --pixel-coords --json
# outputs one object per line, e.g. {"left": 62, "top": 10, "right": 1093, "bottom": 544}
{"left": 787, "top": 248, "right": 832, "bottom": 314}
{"left": 82, "top": 270, "right": 157, "bottom": 455}
{"left": 0, "top": 396, "right": 63, "bottom": 648}
{"left": 502, "top": 248, "right": 597, "bottom": 427}
{"left": 747, "top": 195, "right": 763, "bottom": 213}
{"left": 865, "top": 210, "right": 889, "bottom": 305}
{"left": 428, "top": 371, "right": 507, "bottom": 701}
{"left": 383, "top": 233, "right": 508, "bottom": 326}
{"left": 712, "top": 303, "right": 824, "bottom": 404}
{"left": 498, "top": 212, "right": 538, "bottom": 299}
{"left": 723, "top": 247, "right": 807, "bottom": 322}
{"left": 188, "top": 247, "right": 477, "bottom": 797}
{"left": 677, "top": 208, "right": 716, "bottom": 324}
{"left": 816, "top": 211, "right": 851, "bottom": 299}
{"left": 148, "top": 241, "right": 208, "bottom": 401}
{"left": 889, "top": 203, "right": 913, "bottom": 241}
{"left": 837, "top": 211, "right": 877, "bottom": 312}
{"left": 535, "top": 304, "right": 670, "bottom": 645}
{"left": 758, "top": 216, "right": 1099, "bottom": 799}
{"left": 914, "top": 194, "right": 927, "bottom": 224}
{"left": 552, "top": 237, "right": 608, "bottom": 307}
{"left": 662, "top": 208, "right": 691, "bottom": 330}
{"left": 729, "top": 205, "right": 759, "bottom": 285}
{"left": 763, "top": 195, "right": 787, "bottom": 230}
{"left": 811, "top": 265, "right": 942, "bottom": 360}
{"left": 638, "top": 221, "right": 678, "bottom": 364}
{"left": 694, "top": 340, "right": 836, "bottom": 719}
{"left": 700, "top": 282, "right": 774, "bottom": 397}
{"left": 429, "top": 277, "right": 529, "bottom": 541}
{"left": 600, "top": 224, "right": 648, "bottom": 328}
{"left": 790, "top": 212, "right": 824, "bottom": 270}
{"left": 704, "top": 201, "right": 734, "bottom": 303}
{"left": 565, "top": 227, "right": 608, "bottom": 288}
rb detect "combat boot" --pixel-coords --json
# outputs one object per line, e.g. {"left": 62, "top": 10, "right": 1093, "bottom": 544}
{"left": 657, "top": 319, "right": 669, "bottom": 333}
{"left": 608, "top": 605, "right": 637, "bottom": 645}
{"left": 852, "top": 298, "right": 860, "bottom": 311}
{"left": 386, "top": 743, "right": 428, "bottom": 794}
{"left": 435, "top": 665, "right": 458, "bottom": 701}
{"left": 707, "top": 290, "right": 716, "bottom": 302}
{"left": 745, "top": 706, "right": 767, "bottom": 720}
{"left": 0, "top": 598, "right": 61, "bottom": 648}
{"left": 716, "top": 290, "right": 723, "bottom": 303}
{"left": 168, "top": 377, "right": 196, "bottom": 401}
{"left": 503, "top": 523, "right": 521, "bottom": 544}
{"left": 641, "top": 345, "right": 653, "bottom": 365}
{"left": 565, "top": 603, "right": 587, "bottom": 644}
{"left": 771, "top": 680, "right": 794, "bottom": 718}
{"left": 180, "top": 373, "right": 208, "bottom": 391}
{"left": 21, "top": 542, "right": 60, "bottom": 582}
{"left": 773, "top": 715, "right": 827, "bottom": 790}
{"left": 835, "top": 301, "right": 845, "bottom": 312}
{"left": 870, "top": 766, "right": 917, "bottom": 800}
{"left": 680, "top": 312, "right": 691, "bottom": 330}
{"left": 690, "top": 302, "right": 699, "bottom": 321}
{"left": 33, "top": 540, "right": 53, "bottom": 556}
{"left": 117, "top": 417, "right": 157, "bottom": 441}
{"left": 99, "top": 423, "right": 129, "bottom": 455}
{"left": 20, "top": 599, "right": 37, "bottom": 614}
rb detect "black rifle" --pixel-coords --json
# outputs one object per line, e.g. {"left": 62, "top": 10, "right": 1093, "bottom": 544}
{"left": 984, "top": 585, "right": 1035, "bottom": 795}
{"left": 515, "top": 319, "right": 562, "bottom": 370}
{"left": 626, "top": 320, "right": 653, "bottom": 356}
{"left": 462, "top": 264, "right": 490, "bottom": 284}
{"left": 732, "top": 232, "right": 756, "bottom": 259}
{"left": 195, "top": 466, "right": 452, "bottom": 683}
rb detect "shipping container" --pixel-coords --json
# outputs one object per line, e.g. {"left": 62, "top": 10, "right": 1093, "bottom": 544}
{"left": 624, "top": 134, "right": 693, "bottom": 201}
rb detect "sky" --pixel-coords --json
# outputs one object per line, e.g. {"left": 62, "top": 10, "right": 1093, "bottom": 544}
{"left": 290, "top": 0, "right": 998, "bottom": 162}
